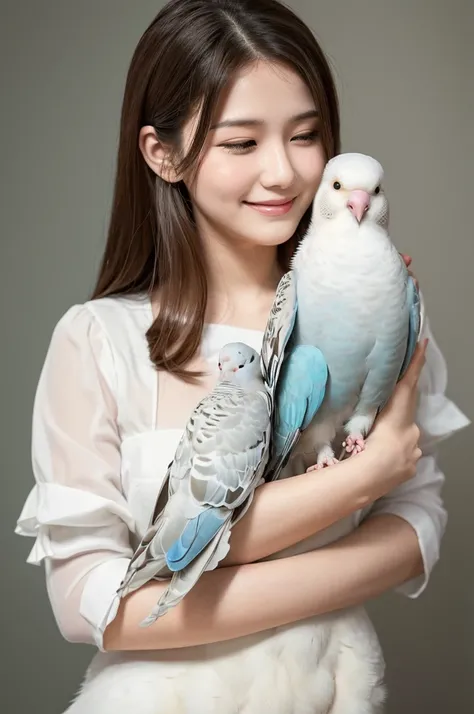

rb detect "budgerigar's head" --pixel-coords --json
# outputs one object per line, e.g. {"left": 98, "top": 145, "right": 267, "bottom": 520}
{"left": 217, "top": 342, "right": 261, "bottom": 384}
{"left": 313, "top": 153, "right": 389, "bottom": 228}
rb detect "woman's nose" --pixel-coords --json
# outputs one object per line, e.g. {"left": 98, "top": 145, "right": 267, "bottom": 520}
{"left": 260, "top": 146, "right": 296, "bottom": 189}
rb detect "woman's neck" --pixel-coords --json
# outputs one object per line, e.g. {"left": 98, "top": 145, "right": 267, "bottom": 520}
{"left": 204, "top": 240, "right": 283, "bottom": 329}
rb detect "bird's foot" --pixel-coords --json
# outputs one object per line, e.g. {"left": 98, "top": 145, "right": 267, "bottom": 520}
{"left": 342, "top": 434, "right": 366, "bottom": 455}
{"left": 343, "top": 413, "right": 375, "bottom": 455}
{"left": 306, "top": 446, "right": 339, "bottom": 472}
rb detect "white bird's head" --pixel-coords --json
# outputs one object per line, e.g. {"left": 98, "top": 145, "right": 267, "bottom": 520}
{"left": 217, "top": 342, "right": 261, "bottom": 385}
{"left": 313, "top": 153, "right": 389, "bottom": 228}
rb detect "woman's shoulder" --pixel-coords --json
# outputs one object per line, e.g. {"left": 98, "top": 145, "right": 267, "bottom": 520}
{"left": 42, "top": 294, "right": 154, "bottom": 393}
{"left": 52, "top": 292, "right": 152, "bottom": 342}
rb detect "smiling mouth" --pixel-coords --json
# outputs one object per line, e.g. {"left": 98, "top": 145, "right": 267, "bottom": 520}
{"left": 244, "top": 197, "right": 296, "bottom": 206}
{"left": 243, "top": 198, "right": 296, "bottom": 215}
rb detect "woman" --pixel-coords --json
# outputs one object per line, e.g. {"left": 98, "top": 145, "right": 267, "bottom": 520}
{"left": 15, "top": 1, "right": 469, "bottom": 712}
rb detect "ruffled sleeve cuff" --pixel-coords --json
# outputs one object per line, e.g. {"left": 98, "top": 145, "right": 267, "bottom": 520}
{"left": 15, "top": 482, "right": 135, "bottom": 648}
{"left": 15, "top": 482, "right": 136, "bottom": 564}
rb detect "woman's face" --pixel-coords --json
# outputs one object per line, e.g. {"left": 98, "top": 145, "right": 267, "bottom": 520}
{"left": 182, "top": 60, "right": 326, "bottom": 250}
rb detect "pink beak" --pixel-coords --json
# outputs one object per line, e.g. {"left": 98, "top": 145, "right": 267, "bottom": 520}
{"left": 347, "top": 190, "right": 370, "bottom": 223}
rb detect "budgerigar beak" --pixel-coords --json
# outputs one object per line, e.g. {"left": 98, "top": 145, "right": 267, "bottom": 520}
{"left": 347, "top": 190, "right": 370, "bottom": 223}
{"left": 220, "top": 368, "right": 236, "bottom": 381}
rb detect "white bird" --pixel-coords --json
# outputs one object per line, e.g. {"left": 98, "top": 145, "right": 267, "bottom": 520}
{"left": 285, "top": 152, "right": 423, "bottom": 471}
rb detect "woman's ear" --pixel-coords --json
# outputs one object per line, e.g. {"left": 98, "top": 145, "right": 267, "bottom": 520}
{"left": 139, "top": 125, "right": 181, "bottom": 184}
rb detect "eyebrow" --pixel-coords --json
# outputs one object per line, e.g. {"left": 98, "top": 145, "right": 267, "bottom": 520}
{"left": 210, "top": 109, "right": 319, "bottom": 130}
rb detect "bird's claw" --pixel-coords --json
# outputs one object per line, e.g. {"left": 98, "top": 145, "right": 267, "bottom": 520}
{"left": 306, "top": 456, "right": 339, "bottom": 472}
{"left": 342, "top": 435, "right": 366, "bottom": 455}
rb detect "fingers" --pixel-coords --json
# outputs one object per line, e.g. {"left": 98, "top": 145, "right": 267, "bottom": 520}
{"left": 412, "top": 337, "right": 429, "bottom": 374}
{"left": 402, "top": 338, "right": 429, "bottom": 388}
{"left": 380, "top": 339, "right": 428, "bottom": 419}
{"left": 401, "top": 253, "right": 420, "bottom": 290}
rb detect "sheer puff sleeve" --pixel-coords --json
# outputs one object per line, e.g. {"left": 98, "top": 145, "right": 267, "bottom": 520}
{"left": 15, "top": 304, "right": 135, "bottom": 651}
{"left": 358, "top": 315, "right": 470, "bottom": 598}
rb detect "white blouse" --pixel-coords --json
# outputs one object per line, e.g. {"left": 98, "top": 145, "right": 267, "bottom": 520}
{"left": 15, "top": 293, "right": 470, "bottom": 653}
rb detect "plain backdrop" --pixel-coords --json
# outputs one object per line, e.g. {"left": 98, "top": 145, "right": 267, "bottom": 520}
{"left": 2, "top": 1, "right": 472, "bottom": 712}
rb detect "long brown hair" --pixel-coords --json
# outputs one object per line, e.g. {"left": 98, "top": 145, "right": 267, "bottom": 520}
{"left": 92, "top": 0, "right": 340, "bottom": 380}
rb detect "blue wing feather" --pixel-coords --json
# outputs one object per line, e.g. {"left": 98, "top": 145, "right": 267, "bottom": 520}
{"left": 165, "top": 509, "right": 228, "bottom": 572}
{"left": 268, "top": 345, "right": 328, "bottom": 479}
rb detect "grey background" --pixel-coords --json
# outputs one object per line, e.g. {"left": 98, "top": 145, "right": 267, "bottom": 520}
{"left": 2, "top": 1, "right": 472, "bottom": 712}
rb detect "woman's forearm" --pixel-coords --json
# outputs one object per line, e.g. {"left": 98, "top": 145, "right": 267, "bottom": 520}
{"left": 222, "top": 448, "right": 389, "bottom": 567}
{"left": 103, "top": 513, "right": 423, "bottom": 652}
{"left": 321, "top": 512, "right": 424, "bottom": 607}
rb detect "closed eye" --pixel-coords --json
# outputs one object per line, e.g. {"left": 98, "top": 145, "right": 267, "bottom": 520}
{"left": 292, "top": 130, "right": 320, "bottom": 144}
{"left": 219, "top": 131, "right": 320, "bottom": 155}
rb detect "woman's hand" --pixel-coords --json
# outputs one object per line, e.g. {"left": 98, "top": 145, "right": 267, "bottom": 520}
{"left": 364, "top": 338, "right": 428, "bottom": 495}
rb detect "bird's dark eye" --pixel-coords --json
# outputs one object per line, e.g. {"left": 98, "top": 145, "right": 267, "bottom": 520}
{"left": 249, "top": 354, "right": 255, "bottom": 363}
{"left": 333, "top": 181, "right": 341, "bottom": 190}
{"left": 218, "top": 363, "right": 222, "bottom": 370}
{"left": 374, "top": 186, "right": 381, "bottom": 195}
